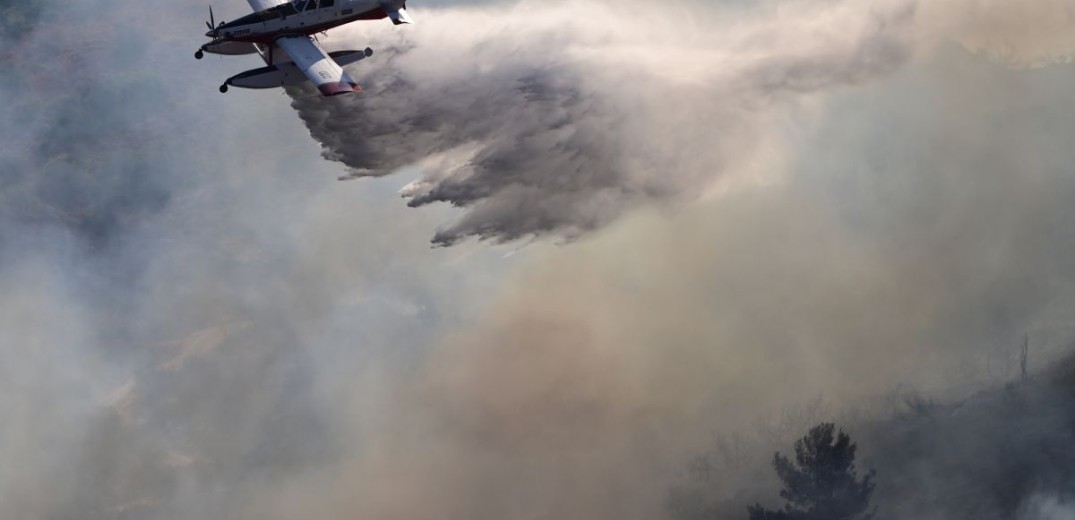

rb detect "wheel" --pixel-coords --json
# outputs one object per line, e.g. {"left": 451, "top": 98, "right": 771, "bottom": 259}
{"left": 219, "top": 83, "right": 228, "bottom": 93}
{"left": 195, "top": 49, "right": 204, "bottom": 60}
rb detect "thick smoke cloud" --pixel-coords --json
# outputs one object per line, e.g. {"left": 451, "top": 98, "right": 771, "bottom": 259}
{"left": 290, "top": 0, "right": 916, "bottom": 245}
{"left": 4, "top": 0, "right": 1075, "bottom": 520}
{"left": 0, "top": 1, "right": 179, "bottom": 246}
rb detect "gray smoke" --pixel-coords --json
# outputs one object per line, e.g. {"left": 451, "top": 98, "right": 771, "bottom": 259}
{"left": 289, "top": 0, "right": 916, "bottom": 245}
{"left": 5, "top": 0, "right": 1075, "bottom": 519}
{"left": 0, "top": 1, "right": 181, "bottom": 247}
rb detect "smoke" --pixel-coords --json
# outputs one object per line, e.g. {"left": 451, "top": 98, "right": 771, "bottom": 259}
{"left": 4, "top": 0, "right": 1075, "bottom": 520}
{"left": 288, "top": 0, "right": 1075, "bottom": 246}
{"left": 304, "top": 2, "right": 1075, "bottom": 518}
{"left": 921, "top": 0, "right": 1075, "bottom": 68}
{"left": 1021, "top": 495, "right": 1075, "bottom": 520}
{"left": 289, "top": 0, "right": 917, "bottom": 245}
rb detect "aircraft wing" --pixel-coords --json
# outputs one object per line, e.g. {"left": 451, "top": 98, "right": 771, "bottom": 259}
{"left": 247, "top": 0, "right": 289, "bottom": 12}
{"left": 275, "top": 35, "right": 360, "bottom": 96}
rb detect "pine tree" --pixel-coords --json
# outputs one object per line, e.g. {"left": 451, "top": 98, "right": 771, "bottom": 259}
{"left": 748, "top": 423, "right": 875, "bottom": 520}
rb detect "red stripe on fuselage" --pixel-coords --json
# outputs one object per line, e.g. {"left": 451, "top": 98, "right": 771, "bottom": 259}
{"left": 318, "top": 81, "right": 362, "bottom": 96}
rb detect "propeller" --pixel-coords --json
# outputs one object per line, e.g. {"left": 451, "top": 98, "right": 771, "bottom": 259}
{"left": 205, "top": 5, "right": 215, "bottom": 31}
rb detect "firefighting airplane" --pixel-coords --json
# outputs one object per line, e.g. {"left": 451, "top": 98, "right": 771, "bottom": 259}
{"left": 196, "top": 0, "right": 413, "bottom": 96}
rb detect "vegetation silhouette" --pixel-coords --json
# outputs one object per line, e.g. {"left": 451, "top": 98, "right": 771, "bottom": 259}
{"left": 748, "top": 423, "right": 875, "bottom": 520}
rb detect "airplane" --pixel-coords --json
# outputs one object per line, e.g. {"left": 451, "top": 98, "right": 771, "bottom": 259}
{"left": 196, "top": 0, "right": 413, "bottom": 96}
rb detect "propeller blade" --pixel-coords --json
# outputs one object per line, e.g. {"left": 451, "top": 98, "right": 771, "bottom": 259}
{"left": 209, "top": 5, "right": 215, "bottom": 28}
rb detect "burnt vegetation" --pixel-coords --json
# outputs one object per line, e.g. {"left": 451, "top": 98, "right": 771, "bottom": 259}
{"left": 670, "top": 349, "right": 1075, "bottom": 520}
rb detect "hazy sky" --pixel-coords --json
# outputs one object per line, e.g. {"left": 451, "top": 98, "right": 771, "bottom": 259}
{"left": 3, "top": 0, "right": 1075, "bottom": 518}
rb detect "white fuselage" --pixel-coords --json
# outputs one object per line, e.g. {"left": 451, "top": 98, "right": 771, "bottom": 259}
{"left": 199, "top": 0, "right": 412, "bottom": 96}
{"left": 207, "top": 0, "right": 395, "bottom": 44}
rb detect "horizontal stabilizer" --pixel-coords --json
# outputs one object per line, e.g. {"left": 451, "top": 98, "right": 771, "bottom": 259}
{"left": 388, "top": 7, "right": 414, "bottom": 25}
{"left": 329, "top": 47, "right": 374, "bottom": 67}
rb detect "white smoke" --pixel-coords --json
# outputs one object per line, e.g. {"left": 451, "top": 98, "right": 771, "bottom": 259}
{"left": 291, "top": 0, "right": 917, "bottom": 245}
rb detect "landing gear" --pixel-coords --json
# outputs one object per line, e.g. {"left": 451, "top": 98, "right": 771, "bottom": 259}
{"left": 219, "top": 83, "right": 229, "bottom": 93}
{"left": 195, "top": 49, "right": 204, "bottom": 60}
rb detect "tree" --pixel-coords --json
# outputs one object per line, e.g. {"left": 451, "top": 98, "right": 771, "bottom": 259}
{"left": 748, "top": 423, "right": 875, "bottom": 520}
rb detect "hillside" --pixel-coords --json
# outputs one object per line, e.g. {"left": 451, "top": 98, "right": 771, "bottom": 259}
{"left": 860, "top": 356, "right": 1075, "bottom": 520}
{"left": 669, "top": 352, "right": 1075, "bottom": 520}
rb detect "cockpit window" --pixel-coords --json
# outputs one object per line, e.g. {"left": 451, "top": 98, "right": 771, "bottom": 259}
{"left": 220, "top": 9, "right": 275, "bottom": 29}
{"left": 217, "top": 0, "right": 329, "bottom": 30}
{"left": 272, "top": 2, "right": 299, "bottom": 16}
